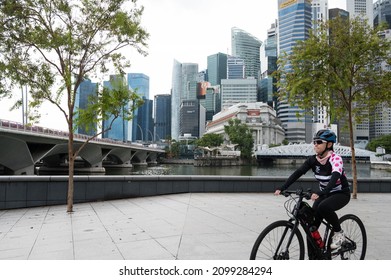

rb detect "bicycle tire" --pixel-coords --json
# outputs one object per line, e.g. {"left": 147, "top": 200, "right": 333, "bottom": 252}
{"left": 329, "top": 214, "right": 367, "bottom": 260}
{"left": 250, "top": 220, "right": 305, "bottom": 260}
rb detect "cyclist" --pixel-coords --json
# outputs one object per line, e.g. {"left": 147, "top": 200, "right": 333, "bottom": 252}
{"left": 274, "top": 129, "right": 350, "bottom": 250}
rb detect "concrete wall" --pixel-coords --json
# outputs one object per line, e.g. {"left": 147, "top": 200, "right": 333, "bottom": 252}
{"left": 0, "top": 176, "right": 390, "bottom": 210}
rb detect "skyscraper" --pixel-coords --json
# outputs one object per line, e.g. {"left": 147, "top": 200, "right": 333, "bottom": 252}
{"left": 127, "top": 73, "right": 151, "bottom": 142}
{"left": 227, "top": 56, "right": 245, "bottom": 79}
{"left": 154, "top": 94, "right": 171, "bottom": 141}
{"left": 369, "top": 29, "right": 391, "bottom": 140}
{"left": 207, "top": 52, "right": 227, "bottom": 86}
{"left": 102, "top": 75, "right": 130, "bottom": 142}
{"left": 136, "top": 97, "right": 154, "bottom": 142}
{"left": 311, "top": 0, "right": 330, "bottom": 126}
{"left": 346, "top": 0, "right": 374, "bottom": 27}
{"left": 259, "top": 22, "right": 278, "bottom": 109}
{"left": 277, "top": 0, "right": 312, "bottom": 142}
{"left": 312, "top": 0, "right": 329, "bottom": 32}
{"left": 171, "top": 60, "right": 199, "bottom": 140}
{"left": 75, "top": 78, "right": 98, "bottom": 136}
{"left": 346, "top": 0, "right": 375, "bottom": 144}
{"left": 220, "top": 78, "right": 258, "bottom": 110}
{"left": 231, "top": 27, "right": 262, "bottom": 79}
{"left": 374, "top": 0, "right": 391, "bottom": 28}
{"left": 179, "top": 100, "right": 203, "bottom": 138}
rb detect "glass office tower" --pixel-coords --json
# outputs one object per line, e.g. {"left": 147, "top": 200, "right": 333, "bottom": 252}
{"left": 207, "top": 52, "right": 227, "bottom": 86}
{"left": 171, "top": 60, "right": 199, "bottom": 140}
{"left": 227, "top": 56, "right": 245, "bottom": 79}
{"left": 127, "top": 73, "right": 151, "bottom": 142}
{"left": 277, "top": 0, "right": 312, "bottom": 142}
{"left": 374, "top": 0, "right": 391, "bottom": 28}
{"left": 259, "top": 22, "right": 278, "bottom": 109}
{"left": 154, "top": 94, "right": 171, "bottom": 141}
{"left": 75, "top": 78, "right": 98, "bottom": 136}
{"left": 231, "top": 27, "right": 262, "bottom": 79}
{"left": 102, "top": 75, "right": 130, "bottom": 142}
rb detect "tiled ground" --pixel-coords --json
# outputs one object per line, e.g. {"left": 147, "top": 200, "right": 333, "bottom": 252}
{"left": 0, "top": 193, "right": 389, "bottom": 260}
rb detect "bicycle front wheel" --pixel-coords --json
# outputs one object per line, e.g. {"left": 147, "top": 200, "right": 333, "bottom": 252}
{"left": 250, "top": 220, "right": 305, "bottom": 260}
{"left": 330, "top": 214, "right": 367, "bottom": 260}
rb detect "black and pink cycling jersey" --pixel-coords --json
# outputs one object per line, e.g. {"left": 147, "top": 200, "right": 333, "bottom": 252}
{"left": 280, "top": 152, "right": 350, "bottom": 195}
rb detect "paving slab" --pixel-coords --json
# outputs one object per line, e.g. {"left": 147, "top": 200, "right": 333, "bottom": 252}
{"left": 0, "top": 192, "right": 389, "bottom": 260}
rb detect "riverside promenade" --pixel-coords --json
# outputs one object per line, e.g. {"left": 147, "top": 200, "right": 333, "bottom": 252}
{"left": 0, "top": 192, "right": 389, "bottom": 260}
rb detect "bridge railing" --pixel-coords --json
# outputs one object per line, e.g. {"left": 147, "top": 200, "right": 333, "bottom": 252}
{"left": 0, "top": 119, "right": 124, "bottom": 145}
{"left": 0, "top": 119, "right": 165, "bottom": 152}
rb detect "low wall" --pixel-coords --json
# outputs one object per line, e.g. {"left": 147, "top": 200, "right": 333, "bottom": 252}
{"left": 0, "top": 176, "right": 390, "bottom": 210}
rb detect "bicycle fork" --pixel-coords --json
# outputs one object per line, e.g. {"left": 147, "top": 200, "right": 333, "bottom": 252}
{"left": 274, "top": 220, "right": 300, "bottom": 260}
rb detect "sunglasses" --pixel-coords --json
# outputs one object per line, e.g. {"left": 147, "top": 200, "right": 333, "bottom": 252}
{"left": 313, "top": 140, "right": 327, "bottom": 145}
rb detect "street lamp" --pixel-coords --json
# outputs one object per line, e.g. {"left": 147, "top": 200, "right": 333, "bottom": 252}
{"left": 136, "top": 124, "right": 144, "bottom": 142}
{"left": 147, "top": 129, "right": 154, "bottom": 142}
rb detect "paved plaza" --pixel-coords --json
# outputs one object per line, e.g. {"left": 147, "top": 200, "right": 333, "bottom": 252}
{"left": 0, "top": 192, "right": 390, "bottom": 260}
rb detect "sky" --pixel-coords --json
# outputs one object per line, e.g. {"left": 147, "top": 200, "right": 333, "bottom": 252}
{"left": 0, "top": 0, "right": 347, "bottom": 130}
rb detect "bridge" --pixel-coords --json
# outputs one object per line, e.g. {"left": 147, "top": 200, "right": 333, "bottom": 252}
{"left": 0, "top": 119, "right": 165, "bottom": 175}
{"left": 256, "top": 143, "right": 376, "bottom": 164}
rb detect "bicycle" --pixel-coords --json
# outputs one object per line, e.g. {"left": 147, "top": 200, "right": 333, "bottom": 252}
{"left": 250, "top": 188, "right": 367, "bottom": 260}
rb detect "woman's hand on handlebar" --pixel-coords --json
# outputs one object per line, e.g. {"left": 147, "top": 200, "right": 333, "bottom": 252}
{"left": 274, "top": 189, "right": 282, "bottom": 196}
{"left": 311, "top": 193, "right": 319, "bottom": 201}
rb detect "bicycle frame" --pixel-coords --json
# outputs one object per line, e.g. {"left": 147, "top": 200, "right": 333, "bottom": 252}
{"left": 250, "top": 188, "right": 366, "bottom": 260}
{"left": 283, "top": 189, "right": 358, "bottom": 260}
{"left": 282, "top": 189, "right": 333, "bottom": 259}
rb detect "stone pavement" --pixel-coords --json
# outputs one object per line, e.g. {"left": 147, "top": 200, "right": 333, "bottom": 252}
{"left": 0, "top": 192, "right": 389, "bottom": 260}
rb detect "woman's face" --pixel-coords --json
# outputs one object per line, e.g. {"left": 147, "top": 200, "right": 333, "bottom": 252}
{"left": 313, "top": 139, "right": 327, "bottom": 155}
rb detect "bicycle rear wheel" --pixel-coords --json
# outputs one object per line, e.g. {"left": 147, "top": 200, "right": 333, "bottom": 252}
{"left": 250, "top": 220, "right": 305, "bottom": 260}
{"left": 330, "top": 214, "right": 367, "bottom": 260}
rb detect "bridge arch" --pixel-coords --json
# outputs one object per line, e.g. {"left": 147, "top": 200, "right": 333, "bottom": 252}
{"left": 256, "top": 143, "right": 375, "bottom": 164}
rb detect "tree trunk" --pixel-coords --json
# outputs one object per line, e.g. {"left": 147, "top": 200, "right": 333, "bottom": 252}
{"left": 67, "top": 132, "right": 75, "bottom": 213}
{"left": 348, "top": 109, "right": 358, "bottom": 199}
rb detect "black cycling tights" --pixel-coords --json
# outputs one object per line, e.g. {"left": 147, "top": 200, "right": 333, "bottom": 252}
{"left": 312, "top": 192, "right": 351, "bottom": 232}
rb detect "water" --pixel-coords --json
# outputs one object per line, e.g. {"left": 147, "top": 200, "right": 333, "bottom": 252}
{"left": 130, "top": 162, "right": 391, "bottom": 179}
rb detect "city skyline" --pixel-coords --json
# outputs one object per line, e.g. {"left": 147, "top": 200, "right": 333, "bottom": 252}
{"left": 1, "top": 0, "right": 348, "bottom": 130}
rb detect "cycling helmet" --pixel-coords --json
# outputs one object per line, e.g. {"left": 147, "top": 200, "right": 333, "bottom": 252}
{"left": 313, "top": 129, "right": 336, "bottom": 143}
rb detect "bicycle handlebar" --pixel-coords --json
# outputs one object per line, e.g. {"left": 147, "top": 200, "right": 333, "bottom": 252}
{"left": 281, "top": 188, "right": 312, "bottom": 200}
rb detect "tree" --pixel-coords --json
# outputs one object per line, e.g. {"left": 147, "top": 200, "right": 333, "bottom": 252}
{"left": 275, "top": 17, "right": 391, "bottom": 199}
{"left": 196, "top": 133, "right": 224, "bottom": 148}
{"left": 0, "top": 0, "right": 149, "bottom": 212}
{"left": 224, "top": 118, "right": 254, "bottom": 159}
{"left": 367, "top": 134, "right": 391, "bottom": 154}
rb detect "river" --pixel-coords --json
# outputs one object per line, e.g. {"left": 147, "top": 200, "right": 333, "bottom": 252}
{"left": 128, "top": 162, "right": 391, "bottom": 178}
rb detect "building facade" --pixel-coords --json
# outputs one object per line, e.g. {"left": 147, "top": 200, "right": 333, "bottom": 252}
{"left": 311, "top": 0, "right": 329, "bottom": 32}
{"left": 171, "top": 60, "right": 199, "bottom": 140}
{"left": 127, "top": 73, "right": 152, "bottom": 142}
{"left": 374, "top": 0, "right": 391, "bottom": 28}
{"left": 346, "top": 0, "right": 374, "bottom": 27}
{"left": 220, "top": 78, "right": 258, "bottom": 110}
{"left": 259, "top": 22, "right": 278, "bottom": 109}
{"left": 369, "top": 29, "right": 391, "bottom": 140}
{"left": 207, "top": 52, "right": 227, "bottom": 86}
{"left": 179, "top": 100, "right": 205, "bottom": 138}
{"left": 205, "top": 102, "right": 285, "bottom": 151}
{"left": 154, "top": 94, "right": 171, "bottom": 141}
{"left": 277, "top": 0, "right": 312, "bottom": 143}
{"left": 227, "top": 56, "right": 245, "bottom": 79}
{"left": 75, "top": 78, "right": 98, "bottom": 136}
{"left": 102, "top": 75, "right": 130, "bottom": 142}
{"left": 231, "top": 27, "right": 262, "bottom": 79}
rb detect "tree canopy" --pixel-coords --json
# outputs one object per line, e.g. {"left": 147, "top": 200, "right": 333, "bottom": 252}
{"left": 196, "top": 133, "right": 224, "bottom": 148}
{"left": 367, "top": 134, "right": 391, "bottom": 154}
{"left": 0, "top": 0, "right": 149, "bottom": 212}
{"left": 274, "top": 17, "right": 391, "bottom": 198}
{"left": 224, "top": 118, "right": 254, "bottom": 159}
